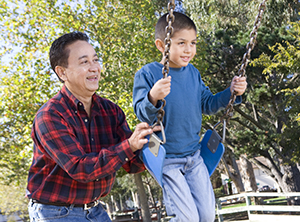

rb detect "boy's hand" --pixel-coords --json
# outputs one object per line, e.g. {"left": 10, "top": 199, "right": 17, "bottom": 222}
{"left": 148, "top": 76, "right": 171, "bottom": 107}
{"left": 230, "top": 76, "right": 247, "bottom": 96}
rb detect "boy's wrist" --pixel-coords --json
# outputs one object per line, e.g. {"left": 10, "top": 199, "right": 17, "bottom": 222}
{"left": 148, "top": 91, "right": 158, "bottom": 107}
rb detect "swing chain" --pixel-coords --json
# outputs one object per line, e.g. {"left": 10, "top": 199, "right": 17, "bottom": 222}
{"left": 154, "top": 0, "right": 175, "bottom": 144}
{"left": 214, "top": 0, "right": 267, "bottom": 137}
{"left": 238, "top": 0, "right": 267, "bottom": 78}
{"left": 162, "top": 0, "right": 175, "bottom": 79}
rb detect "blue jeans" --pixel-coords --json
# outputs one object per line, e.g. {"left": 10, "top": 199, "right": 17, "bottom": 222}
{"left": 28, "top": 200, "right": 111, "bottom": 222}
{"left": 162, "top": 150, "right": 215, "bottom": 222}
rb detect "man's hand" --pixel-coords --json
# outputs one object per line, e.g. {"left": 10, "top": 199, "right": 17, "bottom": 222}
{"left": 230, "top": 76, "right": 247, "bottom": 96}
{"left": 148, "top": 76, "right": 171, "bottom": 107}
{"left": 128, "top": 122, "right": 161, "bottom": 152}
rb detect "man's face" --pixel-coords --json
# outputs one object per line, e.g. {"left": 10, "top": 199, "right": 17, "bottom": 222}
{"left": 168, "top": 28, "right": 197, "bottom": 68}
{"left": 62, "top": 40, "right": 101, "bottom": 98}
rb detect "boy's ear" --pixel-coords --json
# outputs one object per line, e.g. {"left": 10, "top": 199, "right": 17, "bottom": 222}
{"left": 55, "top": 66, "right": 67, "bottom": 82}
{"left": 155, "top": 39, "right": 165, "bottom": 54}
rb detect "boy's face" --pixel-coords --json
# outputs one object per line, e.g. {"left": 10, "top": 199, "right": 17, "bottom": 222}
{"left": 168, "top": 28, "right": 197, "bottom": 68}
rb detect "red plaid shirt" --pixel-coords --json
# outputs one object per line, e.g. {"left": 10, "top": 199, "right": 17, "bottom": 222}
{"left": 27, "top": 85, "right": 145, "bottom": 204}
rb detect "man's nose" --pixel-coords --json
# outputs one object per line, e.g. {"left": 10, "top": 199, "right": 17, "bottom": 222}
{"left": 89, "top": 62, "right": 101, "bottom": 72}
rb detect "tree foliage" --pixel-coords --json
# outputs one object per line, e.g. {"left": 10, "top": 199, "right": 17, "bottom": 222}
{"left": 183, "top": 0, "right": 300, "bottom": 192}
{"left": 2, "top": 0, "right": 300, "bottom": 218}
{"left": 0, "top": 0, "right": 166, "bottom": 217}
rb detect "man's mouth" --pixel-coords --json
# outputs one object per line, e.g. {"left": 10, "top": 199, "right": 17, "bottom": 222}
{"left": 86, "top": 75, "right": 98, "bottom": 80}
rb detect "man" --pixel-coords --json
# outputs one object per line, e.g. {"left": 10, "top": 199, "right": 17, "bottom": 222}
{"left": 27, "top": 31, "right": 157, "bottom": 222}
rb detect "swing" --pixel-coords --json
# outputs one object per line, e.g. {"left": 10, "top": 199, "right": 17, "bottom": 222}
{"left": 141, "top": 0, "right": 267, "bottom": 187}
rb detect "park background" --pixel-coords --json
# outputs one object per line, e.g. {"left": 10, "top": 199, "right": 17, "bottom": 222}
{"left": 0, "top": 0, "right": 299, "bottom": 221}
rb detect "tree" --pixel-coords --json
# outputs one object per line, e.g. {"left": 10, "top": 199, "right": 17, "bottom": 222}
{"left": 0, "top": 0, "right": 166, "bottom": 218}
{"left": 183, "top": 0, "right": 300, "bottom": 194}
{"left": 0, "top": 1, "right": 59, "bottom": 218}
{"left": 249, "top": 21, "right": 300, "bottom": 193}
{"left": 134, "top": 173, "right": 152, "bottom": 222}
{"left": 239, "top": 155, "right": 258, "bottom": 192}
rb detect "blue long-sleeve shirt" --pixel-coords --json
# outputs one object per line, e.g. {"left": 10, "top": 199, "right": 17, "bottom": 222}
{"left": 133, "top": 62, "right": 241, "bottom": 158}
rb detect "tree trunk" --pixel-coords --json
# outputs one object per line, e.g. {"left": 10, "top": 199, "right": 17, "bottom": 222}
{"left": 222, "top": 148, "right": 245, "bottom": 193}
{"left": 147, "top": 184, "right": 155, "bottom": 207}
{"left": 134, "top": 173, "right": 152, "bottom": 222}
{"left": 239, "top": 155, "right": 258, "bottom": 192}
{"left": 279, "top": 164, "right": 300, "bottom": 205}
{"left": 111, "top": 195, "right": 116, "bottom": 212}
{"left": 251, "top": 153, "right": 300, "bottom": 205}
{"left": 131, "top": 190, "right": 137, "bottom": 207}
{"left": 119, "top": 193, "right": 123, "bottom": 211}
{"left": 106, "top": 203, "right": 113, "bottom": 220}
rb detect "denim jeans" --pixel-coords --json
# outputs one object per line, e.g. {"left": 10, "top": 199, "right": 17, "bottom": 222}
{"left": 28, "top": 200, "right": 111, "bottom": 222}
{"left": 162, "top": 149, "right": 215, "bottom": 222}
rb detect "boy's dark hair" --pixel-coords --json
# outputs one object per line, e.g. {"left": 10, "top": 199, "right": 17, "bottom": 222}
{"left": 49, "top": 31, "right": 89, "bottom": 83}
{"left": 155, "top": 12, "right": 197, "bottom": 41}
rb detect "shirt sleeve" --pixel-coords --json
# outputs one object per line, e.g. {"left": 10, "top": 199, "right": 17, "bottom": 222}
{"left": 200, "top": 81, "right": 242, "bottom": 115}
{"left": 32, "top": 107, "right": 144, "bottom": 183}
{"left": 114, "top": 105, "right": 145, "bottom": 174}
{"left": 121, "top": 141, "right": 145, "bottom": 174}
{"left": 133, "top": 69, "right": 163, "bottom": 124}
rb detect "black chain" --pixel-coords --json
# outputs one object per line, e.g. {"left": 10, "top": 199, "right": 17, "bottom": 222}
{"left": 154, "top": 0, "right": 175, "bottom": 142}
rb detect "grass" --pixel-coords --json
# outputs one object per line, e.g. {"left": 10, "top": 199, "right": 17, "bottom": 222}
{"left": 220, "top": 197, "right": 288, "bottom": 210}
{"left": 216, "top": 197, "right": 291, "bottom": 221}
{"left": 222, "top": 202, "right": 247, "bottom": 209}
{"left": 264, "top": 196, "right": 287, "bottom": 205}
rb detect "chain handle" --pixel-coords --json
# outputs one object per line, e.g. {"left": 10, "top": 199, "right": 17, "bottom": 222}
{"left": 215, "top": 0, "right": 267, "bottom": 140}
{"left": 153, "top": 0, "right": 175, "bottom": 144}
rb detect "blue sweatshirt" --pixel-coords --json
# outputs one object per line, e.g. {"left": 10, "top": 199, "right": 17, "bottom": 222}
{"left": 133, "top": 62, "right": 241, "bottom": 158}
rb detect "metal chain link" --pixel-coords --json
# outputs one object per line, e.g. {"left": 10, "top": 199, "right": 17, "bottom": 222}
{"left": 153, "top": 0, "right": 175, "bottom": 144}
{"left": 215, "top": 0, "right": 267, "bottom": 132}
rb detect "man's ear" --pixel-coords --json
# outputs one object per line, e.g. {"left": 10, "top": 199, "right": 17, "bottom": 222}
{"left": 155, "top": 39, "right": 165, "bottom": 54}
{"left": 55, "top": 66, "right": 67, "bottom": 82}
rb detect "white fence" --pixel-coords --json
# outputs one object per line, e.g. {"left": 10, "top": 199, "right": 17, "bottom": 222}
{"left": 216, "top": 192, "right": 300, "bottom": 222}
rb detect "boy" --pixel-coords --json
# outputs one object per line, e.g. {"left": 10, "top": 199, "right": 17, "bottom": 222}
{"left": 133, "top": 12, "right": 247, "bottom": 221}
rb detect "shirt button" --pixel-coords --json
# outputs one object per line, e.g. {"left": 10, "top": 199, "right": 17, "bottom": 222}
{"left": 85, "top": 119, "right": 88, "bottom": 122}
{"left": 125, "top": 158, "right": 129, "bottom": 161}
{"left": 96, "top": 179, "right": 99, "bottom": 181}
{"left": 79, "top": 103, "right": 82, "bottom": 106}
{"left": 75, "top": 110, "right": 77, "bottom": 113}
{"left": 91, "top": 138, "right": 94, "bottom": 141}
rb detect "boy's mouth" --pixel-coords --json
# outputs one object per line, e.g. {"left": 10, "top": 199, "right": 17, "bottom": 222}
{"left": 181, "top": 56, "right": 190, "bottom": 62}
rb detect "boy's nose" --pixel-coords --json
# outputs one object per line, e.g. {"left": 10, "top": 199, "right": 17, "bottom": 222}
{"left": 184, "top": 45, "right": 192, "bottom": 53}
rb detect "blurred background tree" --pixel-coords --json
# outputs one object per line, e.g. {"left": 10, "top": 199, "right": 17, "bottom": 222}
{"left": 1, "top": 0, "right": 300, "bottom": 220}
{"left": 183, "top": 0, "right": 300, "bottom": 194}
